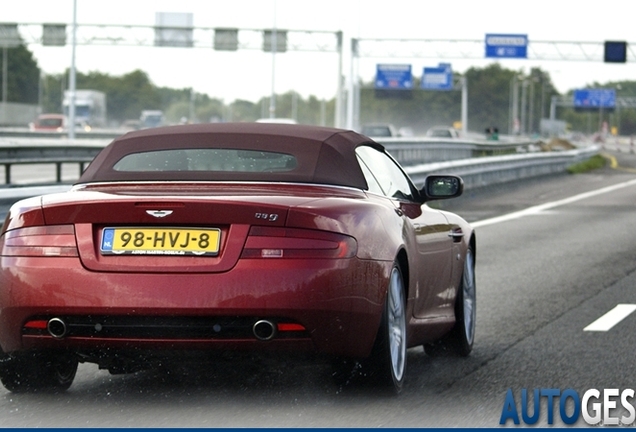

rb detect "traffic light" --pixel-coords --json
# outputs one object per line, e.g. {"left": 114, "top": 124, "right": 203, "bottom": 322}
{"left": 604, "top": 41, "right": 627, "bottom": 63}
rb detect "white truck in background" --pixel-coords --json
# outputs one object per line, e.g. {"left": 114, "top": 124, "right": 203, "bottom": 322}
{"left": 63, "top": 90, "right": 107, "bottom": 129}
{"left": 139, "top": 110, "right": 165, "bottom": 129}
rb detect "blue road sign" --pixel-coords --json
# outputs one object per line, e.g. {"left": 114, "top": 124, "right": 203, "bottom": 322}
{"left": 573, "top": 89, "right": 616, "bottom": 109}
{"left": 485, "top": 34, "right": 528, "bottom": 59}
{"left": 604, "top": 41, "right": 627, "bottom": 63}
{"left": 421, "top": 63, "right": 453, "bottom": 90}
{"left": 375, "top": 64, "right": 413, "bottom": 90}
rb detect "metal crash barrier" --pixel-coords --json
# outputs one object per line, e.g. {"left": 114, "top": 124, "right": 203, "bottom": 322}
{"left": 0, "top": 135, "right": 599, "bottom": 190}
{"left": 0, "top": 138, "right": 108, "bottom": 184}
{"left": 404, "top": 146, "right": 600, "bottom": 190}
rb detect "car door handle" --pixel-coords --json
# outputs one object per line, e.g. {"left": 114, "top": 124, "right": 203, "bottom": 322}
{"left": 448, "top": 228, "right": 464, "bottom": 242}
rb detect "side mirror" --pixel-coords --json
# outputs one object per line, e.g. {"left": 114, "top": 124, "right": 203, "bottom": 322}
{"left": 420, "top": 175, "right": 463, "bottom": 202}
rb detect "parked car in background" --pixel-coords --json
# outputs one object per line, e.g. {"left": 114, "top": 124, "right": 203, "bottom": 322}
{"left": 140, "top": 110, "right": 165, "bottom": 129}
{"left": 426, "top": 126, "right": 461, "bottom": 139}
{"left": 29, "top": 114, "right": 66, "bottom": 132}
{"left": 361, "top": 123, "right": 399, "bottom": 138}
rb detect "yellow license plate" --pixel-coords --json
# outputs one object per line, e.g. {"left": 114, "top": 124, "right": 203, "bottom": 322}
{"left": 100, "top": 227, "right": 221, "bottom": 256}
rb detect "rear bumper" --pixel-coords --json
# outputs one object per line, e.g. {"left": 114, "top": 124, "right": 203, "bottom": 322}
{"left": 0, "top": 255, "right": 389, "bottom": 359}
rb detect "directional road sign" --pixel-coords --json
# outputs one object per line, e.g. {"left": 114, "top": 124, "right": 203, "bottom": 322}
{"left": 485, "top": 34, "right": 528, "bottom": 59}
{"left": 421, "top": 63, "right": 453, "bottom": 90}
{"left": 375, "top": 64, "right": 413, "bottom": 90}
{"left": 573, "top": 89, "right": 616, "bottom": 109}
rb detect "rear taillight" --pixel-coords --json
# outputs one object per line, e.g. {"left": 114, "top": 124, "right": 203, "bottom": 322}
{"left": 241, "top": 226, "right": 357, "bottom": 259}
{"left": 0, "top": 225, "right": 78, "bottom": 257}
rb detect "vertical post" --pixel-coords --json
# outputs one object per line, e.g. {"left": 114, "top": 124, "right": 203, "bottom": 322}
{"left": 60, "top": 75, "right": 65, "bottom": 106}
{"left": 334, "top": 31, "right": 343, "bottom": 128}
{"left": 56, "top": 163, "right": 62, "bottom": 183}
{"left": 462, "top": 76, "right": 468, "bottom": 136}
{"left": 1, "top": 47, "right": 7, "bottom": 126}
{"left": 520, "top": 79, "right": 528, "bottom": 135}
{"left": 540, "top": 73, "right": 546, "bottom": 121}
{"left": 508, "top": 76, "right": 514, "bottom": 135}
{"left": 354, "top": 77, "right": 360, "bottom": 131}
{"left": 189, "top": 88, "right": 195, "bottom": 122}
{"left": 616, "top": 97, "right": 621, "bottom": 136}
{"left": 615, "top": 85, "right": 622, "bottom": 136}
{"left": 37, "top": 69, "right": 43, "bottom": 115}
{"left": 511, "top": 76, "right": 519, "bottom": 135}
{"left": 346, "top": 38, "right": 358, "bottom": 130}
{"left": 269, "top": 0, "right": 277, "bottom": 119}
{"left": 528, "top": 80, "right": 535, "bottom": 135}
{"left": 549, "top": 95, "right": 557, "bottom": 121}
{"left": 461, "top": 76, "right": 467, "bottom": 136}
{"left": 68, "top": 0, "right": 77, "bottom": 140}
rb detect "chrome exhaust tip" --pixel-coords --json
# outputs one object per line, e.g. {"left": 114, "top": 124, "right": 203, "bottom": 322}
{"left": 47, "top": 318, "right": 68, "bottom": 339}
{"left": 252, "top": 320, "right": 277, "bottom": 341}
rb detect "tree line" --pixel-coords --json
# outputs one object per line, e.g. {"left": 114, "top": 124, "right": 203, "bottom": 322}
{"left": 2, "top": 43, "right": 636, "bottom": 136}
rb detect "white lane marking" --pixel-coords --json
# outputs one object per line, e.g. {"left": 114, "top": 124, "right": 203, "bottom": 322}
{"left": 584, "top": 304, "right": 636, "bottom": 332}
{"left": 472, "top": 178, "right": 636, "bottom": 228}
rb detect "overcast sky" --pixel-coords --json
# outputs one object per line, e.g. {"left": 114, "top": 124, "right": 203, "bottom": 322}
{"left": 5, "top": 0, "right": 636, "bottom": 102}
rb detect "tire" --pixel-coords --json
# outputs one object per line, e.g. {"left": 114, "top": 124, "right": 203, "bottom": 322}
{"left": 0, "top": 352, "right": 78, "bottom": 393}
{"left": 362, "top": 262, "right": 407, "bottom": 393}
{"left": 424, "top": 245, "right": 476, "bottom": 357}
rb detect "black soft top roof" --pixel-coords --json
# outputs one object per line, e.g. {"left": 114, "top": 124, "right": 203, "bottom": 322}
{"left": 78, "top": 123, "right": 381, "bottom": 189}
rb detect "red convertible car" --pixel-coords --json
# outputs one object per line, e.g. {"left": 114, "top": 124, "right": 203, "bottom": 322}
{"left": 0, "top": 123, "right": 475, "bottom": 393}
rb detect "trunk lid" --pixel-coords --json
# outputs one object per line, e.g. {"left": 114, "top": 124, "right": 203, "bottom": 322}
{"left": 41, "top": 182, "right": 360, "bottom": 273}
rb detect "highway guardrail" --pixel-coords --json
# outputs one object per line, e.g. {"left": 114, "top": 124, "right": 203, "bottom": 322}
{"left": 0, "top": 135, "right": 598, "bottom": 193}
{"left": 0, "top": 137, "right": 109, "bottom": 183}
{"left": 404, "top": 145, "right": 600, "bottom": 189}
{"left": 0, "top": 134, "right": 540, "bottom": 184}
{"left": 378, "top": 136, "right": 539, "bottom": 166}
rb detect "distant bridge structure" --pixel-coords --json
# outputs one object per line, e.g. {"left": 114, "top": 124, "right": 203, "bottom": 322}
{"left": 2, "top": 23, "right": 635, "bottom": 130}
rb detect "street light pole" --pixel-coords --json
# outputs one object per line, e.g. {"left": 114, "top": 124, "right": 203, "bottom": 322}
{"left": 549, "top": 95, "right": 557, "bottom": 121}
{"left": 520, "top": 79, "right": 528, "bottom": 135}
{"left": 68, "top": 0, "right": 77, "bottom": 140}
{"left": 334, "top": 31, "right": 343, "bottom": 128}
{"left": 346, "top": 38, "right": 358, "bottom": 130}
{"left": 269, "top": 0, "right": 277, "bottom": 119}
{"left": 1, "top": 47, "right": 7, "bottom": 125}
{"left": 528, "top": 79, "right": 535, "bottom": 135}
{"left": 616, "top": 87, "right": 622, "bottom": 136}
{"left": 510, "top": 75, "right": 520, "bottom": 135}
{"left": 460, "top": 76, "right": 467, "bottom": 136}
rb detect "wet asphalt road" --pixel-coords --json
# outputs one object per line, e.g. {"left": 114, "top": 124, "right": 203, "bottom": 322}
{"left": 1, "top": 149, "right": 636, "bottom": 427}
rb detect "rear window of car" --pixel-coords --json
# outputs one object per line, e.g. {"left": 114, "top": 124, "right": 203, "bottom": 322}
{"left": 112, "top": 149, "right": 297, "bottom": 173}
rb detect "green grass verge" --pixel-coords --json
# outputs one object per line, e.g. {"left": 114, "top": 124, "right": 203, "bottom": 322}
{"left": 567, "top": 155, "right": 607, "bottom": 174}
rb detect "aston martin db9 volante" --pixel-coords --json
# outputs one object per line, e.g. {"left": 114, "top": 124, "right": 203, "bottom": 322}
{"left": 0, "top": 123, "right": 475, "bottom": 394}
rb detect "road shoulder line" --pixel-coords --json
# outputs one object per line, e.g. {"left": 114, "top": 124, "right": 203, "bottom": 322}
{"left": 584, "top": 304, "right": 636, "bottom": 332}
{"left": 472, "top": 177, "right": 636, "bottom": 228}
